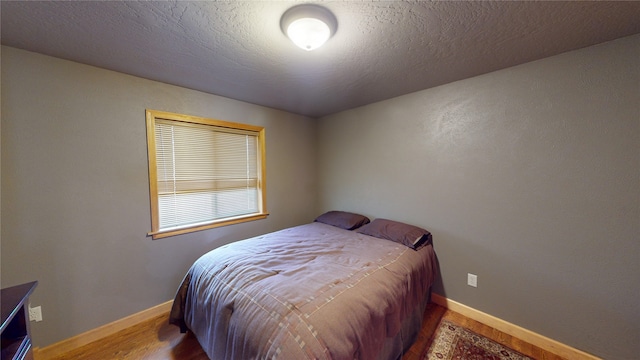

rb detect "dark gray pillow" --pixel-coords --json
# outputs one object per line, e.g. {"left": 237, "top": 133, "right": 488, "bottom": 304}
{"left": 314, "top": 211, "right": 370, "bottom": 230}
{"left": 356, "top": 218, "right": 431, "bottom": 250}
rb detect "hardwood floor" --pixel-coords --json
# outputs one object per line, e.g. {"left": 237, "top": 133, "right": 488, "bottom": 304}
{"left": 47, "top": 303, "right": 564, "bottom": 360}
{"left": 47, "top": 314, "right": 208, "bottom": 360}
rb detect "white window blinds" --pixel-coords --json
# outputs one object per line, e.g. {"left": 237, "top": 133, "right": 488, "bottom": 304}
{"left": 146, "top": 110, "right": 267, "bottom": 239}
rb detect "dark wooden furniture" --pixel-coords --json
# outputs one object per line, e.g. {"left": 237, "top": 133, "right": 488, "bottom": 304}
{"left": 1, "top": 281, "right": 37, "bottom": 360}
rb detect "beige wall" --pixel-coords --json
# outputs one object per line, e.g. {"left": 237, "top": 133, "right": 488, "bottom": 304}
{"left": 317, "top": 34, "right": 639, "bottom": 359}
{"left": 1, "top": 46, "right": 318, "bottom": 347}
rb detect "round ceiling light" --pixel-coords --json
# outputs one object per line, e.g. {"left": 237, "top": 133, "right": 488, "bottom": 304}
{"left": 280, "top": 4, "right": 337, "bottom": 51}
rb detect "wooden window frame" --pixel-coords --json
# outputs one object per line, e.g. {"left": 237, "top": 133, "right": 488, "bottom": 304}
{"left": 145, "top": 109, "right": 267, "bottom": 239}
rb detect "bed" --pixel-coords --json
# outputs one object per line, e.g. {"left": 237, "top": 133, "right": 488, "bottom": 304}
{"left": 169, "top": 212, "right": 438, "bottom": 360}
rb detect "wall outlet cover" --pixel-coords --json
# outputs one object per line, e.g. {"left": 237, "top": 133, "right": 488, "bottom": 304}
{"left": 467, "top": 273, "right": 478, "bottom": 288}
{"left": 28, "top": 305, "right": 43, "bottom": 322}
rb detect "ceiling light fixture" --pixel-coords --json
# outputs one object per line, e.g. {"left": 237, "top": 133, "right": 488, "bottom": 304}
{"left": 281, "top": 4, "right": 337, "bottom": 51}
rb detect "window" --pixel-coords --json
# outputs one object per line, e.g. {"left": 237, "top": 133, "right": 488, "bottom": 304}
{"left": 145, "top": 110, "right": 267, "bottom": 239}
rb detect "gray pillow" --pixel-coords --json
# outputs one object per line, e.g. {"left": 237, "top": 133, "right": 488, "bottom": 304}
{"left": 356, "top": 218, "right": 431, "bottom": 250}
{"left": 314, "top": 211, "right": 370, "bottom": 230}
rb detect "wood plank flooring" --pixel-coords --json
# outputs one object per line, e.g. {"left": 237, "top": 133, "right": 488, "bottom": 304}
{"left": 47, "top": 303, "right": 564, "bottom": 360}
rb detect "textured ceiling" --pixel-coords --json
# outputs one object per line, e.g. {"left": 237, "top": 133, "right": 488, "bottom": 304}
{"left": 2, "top": 1, "right": 639, "bottom": 118}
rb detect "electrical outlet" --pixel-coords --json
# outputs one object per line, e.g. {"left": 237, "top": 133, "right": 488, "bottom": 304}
{"left": 467, "top": 273, "right": 478, "bottom": 288}
{"left": 28, "top": 305, "right": 43, "bottom": 322}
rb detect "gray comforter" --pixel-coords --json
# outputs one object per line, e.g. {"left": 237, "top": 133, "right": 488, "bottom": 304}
{"left": 170, "top": 222, "right": 438, "bottom": 359}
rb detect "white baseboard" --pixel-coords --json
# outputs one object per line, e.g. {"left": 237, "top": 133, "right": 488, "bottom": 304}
{"left": 431, "top": 293, "right": 601, "bottom": 360}
{"left": 33, "top": 300, "right": 173, "bottom": 360}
